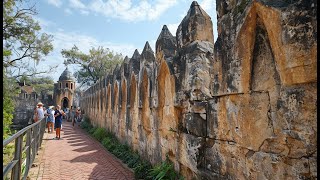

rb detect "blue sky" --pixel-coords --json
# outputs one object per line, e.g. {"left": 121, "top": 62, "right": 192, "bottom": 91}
{"left": 34, "top": 0, "right": 218, "bottom": 82}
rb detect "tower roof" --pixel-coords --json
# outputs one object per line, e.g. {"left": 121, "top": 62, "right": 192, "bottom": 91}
{"left": 59, "top": 67, "right": 75, "bottom": 81}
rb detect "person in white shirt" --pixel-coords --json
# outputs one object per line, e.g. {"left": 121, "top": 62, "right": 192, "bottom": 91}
{"left": 35, "top": 102, "right": 45, "bottom": 122}
{"left": 45, "top": 106, "right": 55, "bottom": 133}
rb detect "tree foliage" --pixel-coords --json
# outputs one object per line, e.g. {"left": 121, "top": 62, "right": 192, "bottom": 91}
{"left": 3, "top": 71, "right": 19, "bottom": 139}
{"left": 3, "top": 0, "right": 54, "bottom": 137}
{"left": 61, "top": 45, "right": 123, "bottom": 87}
{"left": 18, "top": 75, "right": 54, "bottom": 94}
{"left": 3, "top": 0, "right": 54, "bottom": 76}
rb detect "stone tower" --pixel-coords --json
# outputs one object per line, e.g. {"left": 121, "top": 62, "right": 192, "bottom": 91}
{"left": 53, "top": 67, "right": 76, "bottom": 109}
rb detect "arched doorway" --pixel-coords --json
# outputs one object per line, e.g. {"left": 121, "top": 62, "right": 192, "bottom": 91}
{"left": 61, "top": 97, "right": 69, "bottom": 109}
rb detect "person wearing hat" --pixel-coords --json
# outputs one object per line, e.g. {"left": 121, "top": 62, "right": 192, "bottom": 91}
{"left": 45, "top": 106, "right": 55, "bottom": 133}
{"left": 35, "top": 102, "right": 45, "bottom": 123}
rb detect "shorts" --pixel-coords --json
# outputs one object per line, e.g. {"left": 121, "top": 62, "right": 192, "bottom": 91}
{"left": 47, "top": 118, "right": 54, "bottom": 123}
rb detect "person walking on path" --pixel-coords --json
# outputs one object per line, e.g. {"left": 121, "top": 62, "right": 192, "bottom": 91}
{"left": 54, "top": 105, "right": 65, "bottom": 140}
{"left": 45, "top": 106, "right": 55, "bottom": 133}
{"left": 35, "top": 102, "right": 45, "bottom": 123}
{"left": 75, "top": 107, "right": 82, "bottom": 125}
{"left": 52, "top": 106, "right": 56, "bottom": 131}
{"left": 71, "top": 106, "right": 76, "bottom": 126}
{"left": 65, "top": 107, "right": 70, "bottom": 121}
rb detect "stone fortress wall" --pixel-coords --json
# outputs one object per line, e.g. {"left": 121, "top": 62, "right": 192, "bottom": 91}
{"left": 80, "top": 1, "right": 317, "bottom": 179}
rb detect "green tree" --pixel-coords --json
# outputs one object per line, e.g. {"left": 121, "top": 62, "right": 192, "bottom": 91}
{"left": 61, "top": 45, "right": 123, "bottom": 87}
{"left": 3, "top": 0, "right": 55, "bottom": 77}
{"left": 32, "top": 76, "right": 54, "bottom": 94}
{"left": 18, "top": 75, "right": 54, "bottom": 94}
{"left": 3, "top": 0, "right": 54, "bottom": 137}
{"left": 3, "top": 71, "right": 19, "bottom": 139}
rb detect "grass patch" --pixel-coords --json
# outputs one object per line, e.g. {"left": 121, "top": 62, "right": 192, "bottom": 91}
{"left": 80, "top": 118, "right": 184, "bottom": 180}
{"left": 148, "top": 158, "right": 184, "bottom": 180}
{"left": 92, "top": 128, "right": 107, "bottom": 142}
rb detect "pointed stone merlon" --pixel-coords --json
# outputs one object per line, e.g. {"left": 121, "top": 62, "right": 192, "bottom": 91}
{"left": 123, "top": 56, "right": 130, "bottom": 78}
{"left": 156, "top": 25, "right": 177, "bottom": 60}
{"left": 176, "top": 1, "right": 214, "bottom": 49}
{"left": 113, "top": 64, "right": 121, "bottom": 81}
{"left": 123, "top": 56, "right": 130, "bottom": 64}
{"left": 141, "top": 41, "right": 156, "bottom": 64}
{"left": 129, "top": 49, "right": 141, "bottom": 75}
{"left": 142, "top": 41, "right": 154, "bottom": 55}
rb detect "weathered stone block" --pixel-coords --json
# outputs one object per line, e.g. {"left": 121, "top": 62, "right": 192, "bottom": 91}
{"left": 178, "top": 133, "right": 205, "bottom": 174}
{"left": 204, "top": 140, "right": 248, "bottom": 179}
{"left": 190, "top": 101, "right": 207, "bottom": 114}
{"left": 181, "top": 113, "right": 206, "bottom": 137}
{"left": 207, "top": 92, "right": 273, "bottom": 151}
{"left": 275, "top": 83, "right": 317, "bottom": 158}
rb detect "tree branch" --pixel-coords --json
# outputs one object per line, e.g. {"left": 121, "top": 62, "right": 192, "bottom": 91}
{"left": 8, "top": 44, "right": 32, "bottom": 65}
{"left": 13, "top": 65, "right": 59, "bottom": 78}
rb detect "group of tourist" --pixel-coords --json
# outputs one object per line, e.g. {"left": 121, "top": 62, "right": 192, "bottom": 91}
{"left": 33, "top": 102, "right": 82, "bottom": 140}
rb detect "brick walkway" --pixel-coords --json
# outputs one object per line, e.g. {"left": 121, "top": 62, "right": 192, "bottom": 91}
{"left": 30, "top": 120, "right": 135, "bottom": 180}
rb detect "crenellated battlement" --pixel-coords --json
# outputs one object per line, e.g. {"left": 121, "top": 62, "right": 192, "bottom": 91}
{"left": 80, "top": 1, "right": 317, "bottom": 179}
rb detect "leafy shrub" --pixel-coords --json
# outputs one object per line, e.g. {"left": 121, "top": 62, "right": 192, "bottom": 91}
{"left": 148, "top": 158, "right": 184, "bottom": 180}
{"left": 102, "top": 137, "right": 113, "bottom": 149}
{"left": 127, "top": 153, "right": 140, "bottom": 168}
{"left": 133, "top": 160, "right": 152, "bottom": 179}
{"left": 89, "top": 127, "right": 97, "bottom": 134}
{"left": 80, "top": 119, "right": 93, "bottom": 131}
{"left": 92, "top": 128, "right": 107, "bottom": 142}
{"left": 82, "top": 118, "right": 183, "bottom": 180}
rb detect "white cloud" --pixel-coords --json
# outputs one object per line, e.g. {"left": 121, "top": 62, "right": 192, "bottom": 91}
{"left": 69, "top": 0, "right": 86, "bottom": 9}
{"left": 47, "top": 0, "right": 62, "bottom": 7}
{"left": 36, "top": 29, "right": 138, "bottom": 82}
{"left": 80, "top": 10, "right": 89, "bottom": 15}
{"left": 50, "top": 31, "right": 136, "bottom": 56}
{"left": 167, "top": 23, "right": 180, "bottom": 36}
{"left": 88, "top": 0, "right": 178, "bottom": 22}
{"left": 200, "top": 0, "right": 214, "bottom": 12}
{"left": 34, "top": 16, "right": 140, "bottom": 82}
{"left": 64, "top": 8, "right": 73, "bottom": 15}
{"left": 56, "top": 0, "right": 177, "bottom": 21}
{"left": 34, "top": 17, "right": 56, "bottom": 28}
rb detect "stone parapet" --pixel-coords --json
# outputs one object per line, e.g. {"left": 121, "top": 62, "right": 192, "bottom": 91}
{"left": 80, "top": 1, "right": 317, "bottom": 179}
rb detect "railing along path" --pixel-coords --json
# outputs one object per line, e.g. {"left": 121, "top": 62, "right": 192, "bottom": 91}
{"left": 3, "top": 117, "right": 46, "bottom": 180}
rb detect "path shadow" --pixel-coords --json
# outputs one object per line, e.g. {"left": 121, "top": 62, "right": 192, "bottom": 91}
{"left": 59, "top": 121, "right": 134, "bottom": 179}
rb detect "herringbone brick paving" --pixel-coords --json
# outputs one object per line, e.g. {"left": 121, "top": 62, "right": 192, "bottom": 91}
{"left": 33, "top": 121, "right": 135, "bottom": 180}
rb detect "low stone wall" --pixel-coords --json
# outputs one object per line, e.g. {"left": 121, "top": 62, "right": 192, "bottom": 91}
{"left": 80, "top": 1, "right": 317, "bottom": 179}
